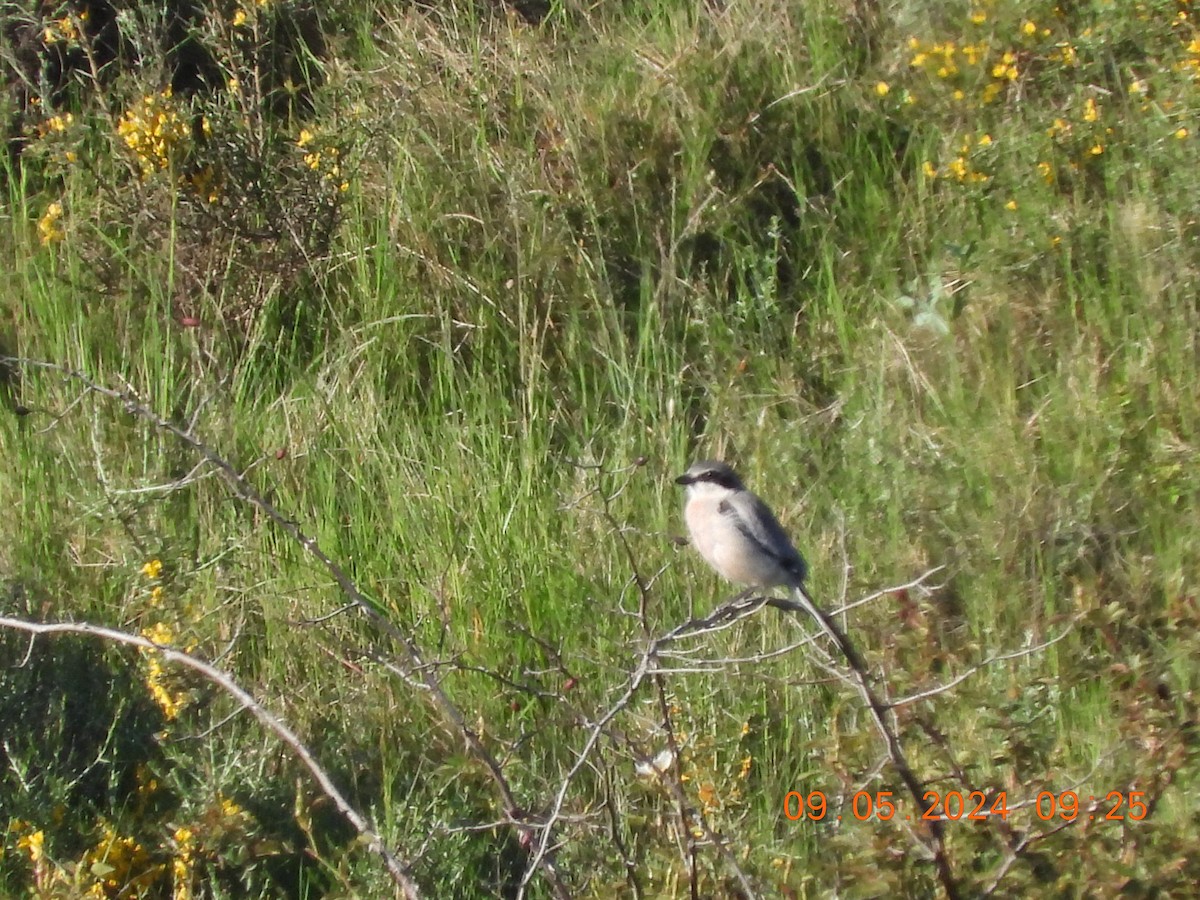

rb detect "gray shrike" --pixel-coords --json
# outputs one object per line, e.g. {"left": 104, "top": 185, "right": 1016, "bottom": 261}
{"left": 674, "top": 459, "right": 809, "bottom": 591}
{"left": 675, "top": 459, "right": 867, "bottom": 670}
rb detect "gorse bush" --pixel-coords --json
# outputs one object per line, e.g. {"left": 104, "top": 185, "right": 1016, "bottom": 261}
{"left": 3, "top": 4, "right": 362, "bottom": 896}
{"left": 11, "top": 0, "right": 344, "bottom": 346}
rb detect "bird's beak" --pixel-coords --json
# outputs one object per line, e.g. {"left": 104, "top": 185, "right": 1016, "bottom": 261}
{"left": 674, "top": 473, "right": 693, "bottom": 485}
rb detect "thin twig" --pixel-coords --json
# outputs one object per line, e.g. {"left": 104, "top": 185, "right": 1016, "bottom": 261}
{"left": 782, "top": 583, "right": 962, "bottom": 900}
{"left": 3, "top": 356, "right": 571, "bottom": 900}
{"left": 0, "top": 616, "right": 423, "bottom": 899}
{"left": 889, "top": 623, "right": 1078, "bottom": 709}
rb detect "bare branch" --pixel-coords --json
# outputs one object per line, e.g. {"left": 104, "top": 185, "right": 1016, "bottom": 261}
{"left": 889, "top": 623, "right": 1078, "bottom": 709}
{"left": 0, "top": 615, "right": 423, "bottom": 899}
{"left": 3, "top": 356, "right": 570, "bottom": 900}
{"left": 780, "top": 583, "right": 962, "bottom": 899}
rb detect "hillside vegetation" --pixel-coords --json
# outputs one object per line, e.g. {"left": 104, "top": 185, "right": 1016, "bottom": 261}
{"left": 2, "top": 1, "right": 1198, "bottom": 897}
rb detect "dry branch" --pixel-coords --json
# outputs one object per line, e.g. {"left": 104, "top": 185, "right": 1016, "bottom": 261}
{"left": 2, "top": 356, "right": 571, "bottom": 900}
{"left": 0, "top": 615, "right": 423, "bottom": 899}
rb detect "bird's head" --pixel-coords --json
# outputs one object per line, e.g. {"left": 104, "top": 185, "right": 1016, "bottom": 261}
{"left": 674, "top": 460, "right": 745, "bottom": 494}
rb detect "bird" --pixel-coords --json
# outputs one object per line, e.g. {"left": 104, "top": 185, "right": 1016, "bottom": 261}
{"left": 674, "top": 460, "right": 946, "bottom": 853}
{"left": 674, "top": 459, "right": 808, "bottom": 591}
{"left": 674, "top": 459, "right": 866, "bottom": 670}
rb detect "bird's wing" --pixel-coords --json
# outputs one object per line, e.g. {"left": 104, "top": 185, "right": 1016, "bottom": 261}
{"left": 718, "top": 491, "right": 808, "bottom": 579}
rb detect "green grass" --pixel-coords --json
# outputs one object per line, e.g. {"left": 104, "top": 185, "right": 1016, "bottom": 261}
{"left": 2, "top": 0, "right": 1199, "bottom": 896}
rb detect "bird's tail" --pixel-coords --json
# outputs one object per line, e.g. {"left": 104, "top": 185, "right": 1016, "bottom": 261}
{"left": 789, "top": 584, "right": 870, "bottom": 674}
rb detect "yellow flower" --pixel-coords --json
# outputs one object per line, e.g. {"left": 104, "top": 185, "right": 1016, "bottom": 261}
{"left": 987, "top": 50, "right": 1021, "bottom": 82}
{"left": 150, "top": 585, "right": 165, "bottom": 606}
{"left": 173, "top": 866, "right": 192, "bottom": 900}
{"left": 297, "top": 128, "right": 315, "bottom": 147}
{"left": 923, "top": 160, "right": 937, "bottom": 178}
{"left": 1090, "top": 143, "right": 1104, "bottom": 155}
{"left": 87, "top": 824, "right": 152, "bottom": 891}
{"left": 1022, "top": 20, "right": 1037, "bottom": 36}
{"left": 1005, "top": 199, "right": 1018, "bottom": 210}
{"left": 1175, "top": 127, "right": 1189, "bottom": 139}
{"left": 117, "top": 93, "right": 188, "bottom": 173}
{"left": 970, "top": 11, "right": 986, "bottom": 24}
{"left": 1037, "top": 160, "right": 1053, "bottom": 183}
{"left": 232, "top": 9, "right": 248, "bottom": 26}
{"left": 1128, "top": 79, "right": 1146, "bottom": 94}
{"left": 144, "top": 659, "right": 182, "bottom": 719}
{"left": 17, "top": 829, "right": 45, "bottom": 863}
{"left": 874, "top": 81, "right": 890, "bottom": 97}
{"left": 43, "top": 16, "right": 83, "bottom": 45}
{"left": 978, "top": 133, "right": 993, "bottom": 146}
{"left": 38, "top": 201, "right": 65, "bottom": 245}
{"left": 142, "top": 559, "right": 163, "bottom": 578}
{"left": 173, "top": 827, "right": 195, "bottom": 900}
{"left": 1082, "top": 97, "right": 1099, "bottom": 122}
{"left": 142, "top": 622, "right": 174, "bottom": 645}
{"left": 140, "top": 623, "right": 189, "bottom": 720}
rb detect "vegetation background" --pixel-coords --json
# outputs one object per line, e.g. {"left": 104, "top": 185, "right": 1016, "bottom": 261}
{"left": 1, "top": 0, "right": 1198, "bottom": 897}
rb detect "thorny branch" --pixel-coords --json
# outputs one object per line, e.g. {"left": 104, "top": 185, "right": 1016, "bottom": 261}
{"left": 563, "top": 460, "right": 968, "bottom": 898}
{"left": 779, "top": 580, "right": 962, "bottom": 899}
{"left": 889, "top": 625, "right": 1078, "bottom": 709}
{"left": 978, "top": 708, "right": 1193, "bottom": 895}
{"left": 526, "top": 459, "right": 759, "bottom": 900}
{"left": 3, "top": 356, "right": 571, "bottom": 900}
{"left": 533, "top": 461, "right": 969, "bottom": 898}
{"left": 0, "top": 616, "right": 423, "bottom": 900}
{"left": 5, "top": 358, "right": 1088, "bottom": 898}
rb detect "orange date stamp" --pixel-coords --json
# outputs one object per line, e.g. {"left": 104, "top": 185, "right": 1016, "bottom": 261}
{"left": 783, "top": 789, "right": 1149, "bottom": 823}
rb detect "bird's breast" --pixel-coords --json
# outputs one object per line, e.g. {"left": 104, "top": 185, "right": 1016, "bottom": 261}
{"left": 685, "top": 495, "right": 785, "bottom": 588}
